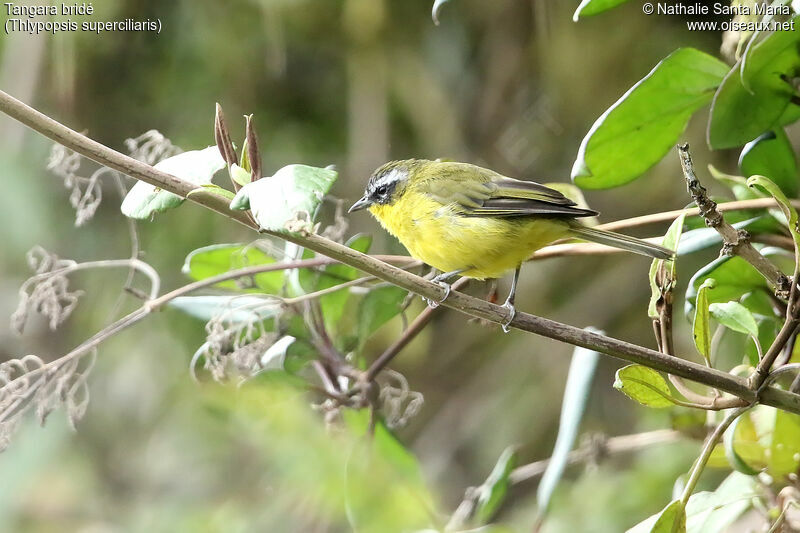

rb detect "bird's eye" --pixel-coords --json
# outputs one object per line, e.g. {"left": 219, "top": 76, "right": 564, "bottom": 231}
{"left": 376, "top": 185, "right": 388, "bottom": 196}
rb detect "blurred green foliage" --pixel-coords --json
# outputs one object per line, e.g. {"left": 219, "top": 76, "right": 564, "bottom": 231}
{"left": 4, "top": 1, "right": 800, "bottom": 532}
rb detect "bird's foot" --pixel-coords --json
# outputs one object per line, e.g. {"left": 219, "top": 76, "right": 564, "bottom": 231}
{"left": 424, "top": 281, "right": 451, "bottom": 309}
{"left": 500, "top": 300, "right": 516, "bottom": 333}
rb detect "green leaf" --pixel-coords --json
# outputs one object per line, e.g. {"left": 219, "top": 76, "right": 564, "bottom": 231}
{"left": 630, "top": 474, "right": 757, "bottom": 533}
{"left": 627, "top": 499, "right": 686, "bottom": 533}
{"left": 778, "top": 100, "right": 800, "bottom": 127}
{"left": 747, "top": 174, "right": 800, "bottom": 252}
{"left": 718, "top": 409, "right": 767, "bottom": 470}
{"left": 182, "top": 243, "right": 285, "bottom": 294}
{"left": 723, "top": 415, "right": 761, "bottom": 476}
{"left": 648, "top": 214, "right": 685, "bottom": 318}
{"left": 769, "top": 410, "right": 800, "bottom": 479}
{"left": 744, "top": 315, "right": 781, "bottom": 366}
{"left": 537, "top": 341, "right": 600, "bottom": 517}
{"left": 308, "top": 234, "right": 374, "bottom": 339}
{"left": 708, "top": 301, "right": 759, "bottom": 339}
{"left": 342, "top": 410, "right": 434, "bottom": 531}
{"left": 660, "top": 213, "right": 687, "bottom": 265}
{"left": 613, "top": 365, "right": 678, "bottom": 408}
{"left": 708, "top": 164, "right": 762, "bottom": 201}
{"left": 473, "top": 447, "right": 518, "bottom": 525}
{"left": 230, "top": 164, "right": 338, "bottom": 233}
{"left": 279, "top": 337, "right": 315, "bottom": 375}
{"left": 187, "top": 183, "right": 236, "bottom": 201}
{"left": 200, "top": 379, "right": 436, "bottom": 532}
{"left": 708, "top": 21, "right": 800, "bottom": 148}
{"left": 684, "top": 472, "right": 757, "bottom": 533}
{"left": 357, "top": 286, "right": 407, "bottom": 344}
{"left": 739, "top": 129, "right": 798, "bottom": 197}
{"left": 677, "top": 216, "right": 779, "bottom": 255}
{"left": 168, "top": 295, "right": 279, "bottom": 322}
{"left": 343, "top": 409, "right": 426, "bottom": 482}
{"left": 325, "top": 233, "right": 373, "bottom": 284}
{"left": 259, "top": 335, "right": 296, "bottom": 370}
{"left": 572, "top": 48, "right": 728, "bottom": 189}
{"left": 121, "top": 146, "right": 225, "bottom": 220}
{"left": 454, "top": 524, "right": 516, "bottom": 533}
{"left": 572, "top": 0, "right": 631, "bottom": 20}
{"left": 230, "top": 163, "right": 251, "bottom": 187}
{"left": 653, "top": 500, "right": 686, "bottom": 533}
{"left": 740, "top": 289, "right": 780, "bottom": 318}
{"left": 692, "top": 279, "right": 715, "bottom": 364}
{"left": 685, "top": 256, "right": 769, "bottom": 317}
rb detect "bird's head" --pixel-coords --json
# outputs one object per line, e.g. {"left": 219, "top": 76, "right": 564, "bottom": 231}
{"left": 348, "top": 159, "right": 427, "bottom": 213}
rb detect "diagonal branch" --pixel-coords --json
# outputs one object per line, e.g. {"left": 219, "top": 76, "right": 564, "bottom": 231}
{"left": 364, "top": 277, "right": 470, "bottom": 381}
{"left": 677, "top": 143, "right": 791, "bottom": 297}
{"left": 4, "top": 90, "right": 800, "bottom": 415}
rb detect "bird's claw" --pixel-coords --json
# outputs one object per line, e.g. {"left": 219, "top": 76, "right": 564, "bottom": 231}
{"left": 501, "top": 301, "right": 516, "bottom": 333}
{"left": 424, "top": 281, "right": 451, "bottom": 308}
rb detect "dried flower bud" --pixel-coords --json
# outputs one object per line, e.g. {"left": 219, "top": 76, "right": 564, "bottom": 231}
{"left": 245, "top": 114, "right": 262, "bottom": 182}
{"left": 214, "top": 103, "right": 238, "bottom": 168}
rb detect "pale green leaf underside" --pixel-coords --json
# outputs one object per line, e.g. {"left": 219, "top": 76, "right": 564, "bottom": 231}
{"left": 232, "top": 164, "right": 338, "bottom": 233}
{"left": 121, "top": 146, "right": 225, "bottom": 220}
{"left": 613, "top": 364, "right": 676, "bottom": 408}
{"left": 709, "top": 301, "right": 760, "bottom": 338}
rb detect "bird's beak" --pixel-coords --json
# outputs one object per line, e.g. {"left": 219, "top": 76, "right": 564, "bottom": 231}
{"left": 348, "top": 196, "right": 372, "bottom": 213}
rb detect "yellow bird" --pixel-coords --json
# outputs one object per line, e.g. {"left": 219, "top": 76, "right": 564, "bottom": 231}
{"left": 349, "top": 159, "right": 672, "bottom": 330}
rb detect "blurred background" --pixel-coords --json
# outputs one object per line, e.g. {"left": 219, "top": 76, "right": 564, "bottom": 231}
{"left": 0, "top": 0, "right": 754, "bottom": 531}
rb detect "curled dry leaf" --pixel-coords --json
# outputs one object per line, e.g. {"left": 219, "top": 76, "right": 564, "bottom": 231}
{"left": 11, "top": 246, "right": 84, "bottom": 334}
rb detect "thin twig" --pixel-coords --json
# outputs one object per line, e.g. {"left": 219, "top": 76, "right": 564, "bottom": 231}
{"left": 759, "top": 363, "right": 800, "bottom": 391}
{"left": 752, "top": 233, "right": 795, "bottom": 251}
{"left": 680, "top": 406, "right": 751, "bottom": 506}
{"left": 655, "top": 271, "right": 739, "bottom": 409}
{"left": 364, "top": 278, "right": 470, "bottom": 381}
{"left": 283, "top": 276, "right": 374, "bottom": 305}
{"left": 508, "top": 429, "right": 681, "bottom": 484}
{"left": 4, "top": 90, "right": 800, "bottom": 414}
{"left": 147, "top": 256, "right": 415, "bottom": 308}
{"left": 766, "top": 500, "right": 800, "bottom": 533}
{"left": 21, "top": 258, "right": 160, "bottom": 300}
{"left": 595, "top": 198, "right": 800, "bottom": 233}
{"left": 110, "top": 172, "right": 141, "bottom": 317}
{"left": 751, "top": 261, "right": 800, "bottom": 389}
{"left": 306, "top": 301, "right": 346, "bottom": 376}
{"left": 678, "top": 143, "right": 791, "bottom": 297}
{"left": 653, "top": 261, "right": 727, "bottom": 407}
{"left": 752, "top": 321, "right": 800, "bottom": 388}
{"left": 532, "top": 231, "right": 797, "bottom": 261}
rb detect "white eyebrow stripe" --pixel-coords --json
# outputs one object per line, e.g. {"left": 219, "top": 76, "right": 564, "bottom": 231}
{"left": 372, "top": 168, "right": 408, "bottom": 190}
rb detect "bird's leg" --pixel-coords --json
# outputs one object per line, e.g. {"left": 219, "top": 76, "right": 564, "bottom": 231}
{"left": 424, "top": 268, "right": 467, "bottom": 308}
{"left": 501, "top": 266, "right": 521, "bottom": 333}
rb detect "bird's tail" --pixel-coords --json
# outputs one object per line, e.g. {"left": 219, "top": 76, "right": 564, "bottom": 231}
{"left": 568, "top": 225, "right": 674, "bottom": 260}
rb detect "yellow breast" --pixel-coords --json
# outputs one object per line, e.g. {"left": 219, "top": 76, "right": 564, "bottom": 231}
{"left": 369, "top": 193, "right": 570, "bottom": 280}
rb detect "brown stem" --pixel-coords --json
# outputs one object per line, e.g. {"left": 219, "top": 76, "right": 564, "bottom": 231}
{"left": 678, "top": 143, "right": 791, "bottom": 297}
{"left": 751, "top": 262, "right": 800, "bottom": 389}
{"left": 656, "top": 273, "right": 738, "bottom": 409}
{"left": 4, "top": 90, "right": 800, "bottom": 415}
{"left": 508, "top": 429, "right": 681, "bottom": 484}
{"left": 365, "top": 278, "right": 469, "bottom": 381}
{"left": 752, "top": 233, "right": 795, "bottom": 251}
{"left": 596, "top": 198, "right": 800, "bottom": 232}
{"left": 680, "top": 406, "right": 751, "bottom": 506}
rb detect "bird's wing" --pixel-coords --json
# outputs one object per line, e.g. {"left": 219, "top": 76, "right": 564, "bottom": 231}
{"left": 422, "top": 172, "right": 598, "bottom": 218}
